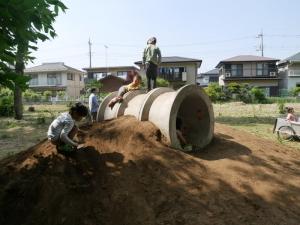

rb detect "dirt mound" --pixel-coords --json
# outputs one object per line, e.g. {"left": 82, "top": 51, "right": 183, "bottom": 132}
{"left": 0, "top": 116, "right": 299, "bottom": 225}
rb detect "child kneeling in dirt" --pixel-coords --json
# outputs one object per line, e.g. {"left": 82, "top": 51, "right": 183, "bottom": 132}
{"left": 47, "top": 102, "right": 89, "bottom": 153}
{"left": 108, "top": 73, "right": 142, "bottom": 109}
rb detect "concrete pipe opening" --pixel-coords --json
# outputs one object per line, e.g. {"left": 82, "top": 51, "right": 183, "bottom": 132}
{"left": 148, "top": 85, "right": 214, "bottom": 150}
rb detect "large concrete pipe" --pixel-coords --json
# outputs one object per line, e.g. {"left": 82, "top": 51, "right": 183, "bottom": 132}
{"left": 97, "top": 84, "right": 214, "bottom": 150}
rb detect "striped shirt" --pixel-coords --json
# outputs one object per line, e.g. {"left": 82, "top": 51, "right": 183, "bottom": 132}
{"left": 47, "top": 112, "right": 77, "bottom": 146}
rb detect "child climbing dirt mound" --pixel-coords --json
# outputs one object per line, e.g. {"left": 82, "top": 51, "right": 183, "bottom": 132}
{"left": 0, "top": 116, "right": 300, "bottom": 225}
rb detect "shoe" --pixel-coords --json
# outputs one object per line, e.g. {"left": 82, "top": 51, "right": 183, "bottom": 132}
{"left": 56, "top": 144, "right": 76, "bottom": 155}
{"left": 182, "top": 145, "right": 193, "bottom": 152}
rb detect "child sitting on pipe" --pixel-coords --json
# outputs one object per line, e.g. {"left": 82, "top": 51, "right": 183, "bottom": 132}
{"left": 108, "top": 73, "right": 142, "bottom": 109}
{"left": 176, "top": 117, "right": 193, "bottom": 151}
{"left": 47, "top": 102, "right": 89, "bottom": 153}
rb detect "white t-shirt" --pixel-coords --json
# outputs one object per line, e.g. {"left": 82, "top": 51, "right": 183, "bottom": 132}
{"left": 47, "top": 112, "right": 77, "bottom": 146}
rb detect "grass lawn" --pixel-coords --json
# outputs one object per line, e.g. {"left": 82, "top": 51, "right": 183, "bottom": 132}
{"left": 0, "top": 102, "right": 299, "bottom": 160}
{"left": 0, "top": 104, "right": 69, "bottom": 159}
{"left": 214, "top": 102, "right": 300, "bottom": 150}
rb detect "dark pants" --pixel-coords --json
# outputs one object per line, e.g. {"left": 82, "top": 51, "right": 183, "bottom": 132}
{"left": 145, "top": 62, "right": 158, "bottom": 92}
{"left": 91, "top": 112, "right": 97, "bottom": 121}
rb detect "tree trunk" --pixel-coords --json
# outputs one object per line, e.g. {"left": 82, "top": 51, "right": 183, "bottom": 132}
{"left": 14, "top": 85, "right": 23, "bottom": 120}
{"left": 14, "top": 43, "right": 26, "bottom": 120}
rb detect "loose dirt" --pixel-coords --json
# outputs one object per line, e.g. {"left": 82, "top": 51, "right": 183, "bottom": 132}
{"left": 0, "top": 116, "right": 299, "bottom": 225}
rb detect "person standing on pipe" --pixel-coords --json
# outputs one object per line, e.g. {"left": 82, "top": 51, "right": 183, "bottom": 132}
{"left": 142, "top": 37, "right": 162, "bottom": 92}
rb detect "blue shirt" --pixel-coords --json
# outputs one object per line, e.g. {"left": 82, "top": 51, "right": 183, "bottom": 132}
{"left": 89, "top": 93, "right": 99, "bottom": 113}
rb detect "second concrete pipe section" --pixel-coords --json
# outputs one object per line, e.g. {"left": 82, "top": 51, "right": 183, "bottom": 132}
{"left": 97, "top": 84, "right": 214, "bottom": 150}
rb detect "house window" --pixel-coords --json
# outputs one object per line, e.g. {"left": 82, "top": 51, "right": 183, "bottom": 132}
{"left": 67, "top": 73, "right": 74, "bottom": 80}
{"left": 257, "top": 63, "right": 269, "bottom": 76}
{"left": 28, "top": 74, "right": 38, "bottom": 85}
{"left": 79, "top": 75, "right": 82, "bottom": 81}
{"left": 47, "top": 73, "right": 62, "bottom": 85}
{"left": 159, "top": 67, "right": 185, "bottom": 81}
{"left": 231, "top": 64, "right": 243, "bottom": 76}
{"left": 117, "top": 71, "right": 128, "bottom": 79}
{"left": 93, "top": 73, "right": 107, "bottom": 80}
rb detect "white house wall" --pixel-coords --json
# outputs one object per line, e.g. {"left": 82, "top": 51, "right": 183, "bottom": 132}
{"left": 287, "top": 64, "right": 300, "bottom": 90}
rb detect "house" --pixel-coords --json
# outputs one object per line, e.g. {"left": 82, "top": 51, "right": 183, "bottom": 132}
{"left": 25, "top": 62, "right": 85, "bottom": 98}
{"left": 216, "top": 55, "right": 280, "bottom": 96}
{"left": 98, "top": 75, "right": 127, "bottom": 93}
{"left": 277, "top": 52, "right": 300, "bottom": 95}
{"left": 197, "top": 68, "right": 219, "bottom": 87}
{"left": 134, "top": 56, "right": 202, "bottom": 89}
{"left": 83, "top": 66, "right": 137, "bottom": 82}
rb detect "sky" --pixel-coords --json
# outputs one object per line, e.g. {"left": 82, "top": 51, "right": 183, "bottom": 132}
{"left": 28, "top": 0, "right": 300, "bottom": 73}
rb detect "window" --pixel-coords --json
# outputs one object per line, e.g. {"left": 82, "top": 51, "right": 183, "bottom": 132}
{"left": 257, "top": 63, "right": 269, "bottom": 76}
{"left": 28, "top": 74, "right": 38, "bottom": 85}
{"left": 231, "top": 64, "right": 243, "bottom": 76}
{"left": 79, "top": 75, "right": 82, "bottom": 81}
{"left": 159, "top": 67, "right": 185, "bottom": 81}
{"left": 67, "top": 73, "right": 74, "bottom": 80}
{"left": 47, "top": 73, "right": 62, "bottom": 85}
{"left": 117, "top": 71, "right": 128, "bottom": 79}
{"left": 93, "top": 73, "right": 107, "bottom": 80}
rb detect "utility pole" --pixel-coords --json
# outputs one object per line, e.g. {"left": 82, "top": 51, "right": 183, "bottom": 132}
{"left": 257, "top": 30, "right": 264, "bottom": 56}
{"left": 104, "top": 45, "right": 108, "bottom": 75}
{"left": 88, "top": 38, "right": 92, "bottom": 68}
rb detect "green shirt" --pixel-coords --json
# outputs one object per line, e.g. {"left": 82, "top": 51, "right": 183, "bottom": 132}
{"left": 142, "top": 44, "right": 162, "bottom": 65}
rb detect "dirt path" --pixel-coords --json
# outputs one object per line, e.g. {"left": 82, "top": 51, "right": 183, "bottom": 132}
{"left": 0, "top": 116, "right": 299, "bottom": 225}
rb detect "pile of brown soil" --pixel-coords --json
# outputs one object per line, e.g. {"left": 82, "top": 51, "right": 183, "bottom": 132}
{"left": 0, "top": 116, "right": 299, "bottom": 225}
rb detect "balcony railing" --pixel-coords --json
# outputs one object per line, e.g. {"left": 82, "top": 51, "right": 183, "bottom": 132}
{"left": 159, "top": 73, "right": 182, "bottom": 81}
{"left": 222, "top": 69, "right": 278, "bottom": 78}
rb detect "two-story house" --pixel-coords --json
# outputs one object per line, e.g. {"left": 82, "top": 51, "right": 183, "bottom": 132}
{"left": 134, "top": 56, "right": 202, "bottom": 89}
{"left": 216, "top": 55, "right": 280, "bottom": 96}
{"left": 277, "top": 52, "right": 300, "bottom": 95}
{"left": 25, "top": 62, "right": 85, "bottom": 98}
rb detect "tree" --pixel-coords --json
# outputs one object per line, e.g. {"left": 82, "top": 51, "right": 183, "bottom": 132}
{"left": 0, "top": 0, "right": 67, "bottom": 119}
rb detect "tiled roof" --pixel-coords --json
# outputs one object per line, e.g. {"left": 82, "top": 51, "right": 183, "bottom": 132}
{"left": 202, "top": 68, "right": 219, "bottom": 75}
{"left": 278, "top": 52, "right": 300, "bottom": 65}
{"left": 216, "top": 55, "right": 279, "bottom": 68}
{"left": 135, "top": 56, "right": 202, "bottom": 64}
{"left": 25, "top": 62, "right": 83, "bottom": 73}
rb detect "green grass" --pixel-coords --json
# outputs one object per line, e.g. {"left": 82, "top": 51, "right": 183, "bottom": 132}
{"left": 0, "top": 104, "right": 69, "bottom": 159}
{"left": 214, "top": 102, "right": 300, "bottom": 150}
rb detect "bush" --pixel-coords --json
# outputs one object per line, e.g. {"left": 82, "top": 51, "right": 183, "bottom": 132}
{"left": 156, "top": 78, "right": 169, "bottom": 87}
{"left": 57, "top": 91, "right": 66, "bottom": 98}
{"left": 250, "top": 87, "right": 267, "bottom": 103}
{"left": 43, "top": 91, "right": 52, "bottom": 101}
{"left": 277, "top": 101, "right": 285, "bottom": 114}
{"left": 289, "top": 87, "right": 300, "bottom": 97}
{"left": 0, "top": 96, "right": 14, "bottom": 117}
{"left": 204, "top": 83, "right": 228, "bottom": 102}
{"left": 23, "top": 89, "right": 42, "bottom": 102}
